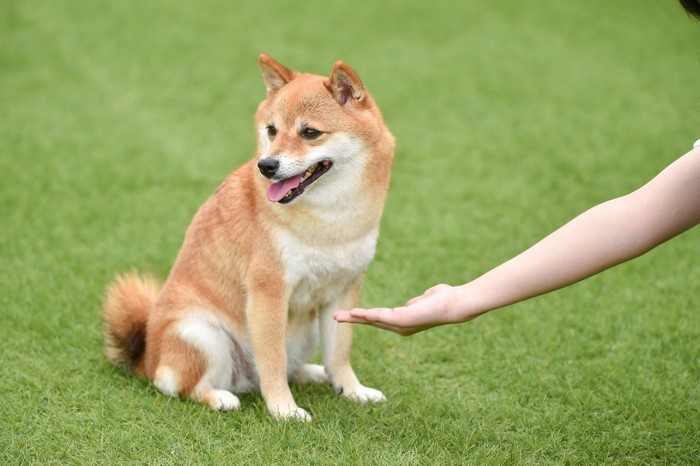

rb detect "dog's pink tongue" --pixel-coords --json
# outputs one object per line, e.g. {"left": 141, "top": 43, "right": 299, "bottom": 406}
{"left": 267, "top": 175, "right": 302, "bottom": 202}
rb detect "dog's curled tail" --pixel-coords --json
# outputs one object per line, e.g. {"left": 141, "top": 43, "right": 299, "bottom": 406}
{"left": 102, "top": 273, "right": 161, "bottom": 375}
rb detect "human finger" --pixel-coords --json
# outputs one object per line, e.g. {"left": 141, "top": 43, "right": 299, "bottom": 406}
{"left": 333, "top": 309, "right": 373, "bottom": 324}
{"left": 334, "top": 308, "right": 407, "bottom": 333}
{"left": 349, "top": 307, "right": 401, "bottom": 324}
{"left": 405, "top": 284, "right": 451, "bottom": 306}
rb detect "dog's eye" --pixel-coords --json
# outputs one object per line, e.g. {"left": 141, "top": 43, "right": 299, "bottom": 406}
{"left": 301, "top": 128, "right": 322, "bottom": 140}
{"left": 266, "top": 125, "right": 277, "bottom": 138}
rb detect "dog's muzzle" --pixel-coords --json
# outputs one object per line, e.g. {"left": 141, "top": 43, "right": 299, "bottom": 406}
{"left": 257, "top": 158, "right": 279, "bottom": 179}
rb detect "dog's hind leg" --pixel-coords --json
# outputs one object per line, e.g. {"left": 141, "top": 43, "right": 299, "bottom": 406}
{"left": 289, "top": 364, "right": 328, "bottom": 385}
{"left": 157, "top": 310, "right": 241, "bottom": 412}
{"left": 191, "top": 386, "right": 241, "bottom": 411}
{"left": 288, "top": 324, "right": 327, "bottom": 385}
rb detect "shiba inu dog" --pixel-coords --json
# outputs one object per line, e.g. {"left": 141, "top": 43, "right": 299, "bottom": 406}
{"left": 102, "top": 55, "right": 395, "bottom": 421}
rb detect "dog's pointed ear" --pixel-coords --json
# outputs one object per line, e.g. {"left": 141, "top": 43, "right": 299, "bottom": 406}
{"left": 258, "top": 54, "right": 294, "bottom": 93}
{"left": 325, "top": 61, "right": 366, "bottom": 108}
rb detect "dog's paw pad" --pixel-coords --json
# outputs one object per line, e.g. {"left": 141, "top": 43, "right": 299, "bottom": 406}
{"left": 208, "top": 390, "right": 241, "bottom": 411}
{"left": 341, "top": 385, "right": 386, "bottom": 404}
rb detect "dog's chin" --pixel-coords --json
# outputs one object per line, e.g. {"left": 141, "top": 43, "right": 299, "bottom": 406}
{"left": 276, "top": 160, "right": 333, "bottom": 204}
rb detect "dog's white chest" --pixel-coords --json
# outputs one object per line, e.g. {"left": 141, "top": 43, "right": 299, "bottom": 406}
{"left": 274, "top": 228, "right": 378, "bottom": 312}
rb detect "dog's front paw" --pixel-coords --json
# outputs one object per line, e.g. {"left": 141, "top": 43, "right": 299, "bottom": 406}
{"left": 339, "top": 384, "right": 386, "bottom": 404}
{"left": 270, "top": 404, "right": 312, "bottom": 422}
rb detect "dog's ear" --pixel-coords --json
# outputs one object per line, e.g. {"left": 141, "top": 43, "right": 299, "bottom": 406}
{"left": 258, "top": 54, "right": 294, "bottom": 93}
{"left": 325, "top": 61, "right": 366, "bottom": 108}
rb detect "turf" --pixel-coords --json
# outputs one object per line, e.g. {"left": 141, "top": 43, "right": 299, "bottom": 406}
{"left": 2, "top": 0, "right": 699, "bottom": 464}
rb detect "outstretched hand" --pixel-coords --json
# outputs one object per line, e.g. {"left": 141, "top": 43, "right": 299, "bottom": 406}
{"left": 333, "top": 284, "right": 473, "bottom": 336}
{"left": 341, "top": 144, "right": 700, "bottom": 336}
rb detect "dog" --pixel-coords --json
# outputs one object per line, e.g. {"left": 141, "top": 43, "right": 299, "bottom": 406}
{"left": 102, "top": 55, "right": 395, "bottom": 421}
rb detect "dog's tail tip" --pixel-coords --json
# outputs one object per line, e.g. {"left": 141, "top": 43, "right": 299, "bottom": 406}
{"left": 102, "top": 273, "right": 161, "bottom": 374}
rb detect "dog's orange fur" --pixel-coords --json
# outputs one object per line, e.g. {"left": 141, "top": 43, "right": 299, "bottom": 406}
{"left": 103, "top": 55, "right": 394, "bottom": 420}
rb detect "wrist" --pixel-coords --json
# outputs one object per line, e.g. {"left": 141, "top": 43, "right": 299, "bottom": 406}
{"left": 448, "top": 283, "right": 485, "bottom": 323}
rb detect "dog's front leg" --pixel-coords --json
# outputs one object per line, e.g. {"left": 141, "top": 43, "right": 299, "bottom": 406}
{"left": 320, "top": 276, "right": 386, "bottom": 404}
{"left": 247, "top": 282, "right": 311, "bottom": 421}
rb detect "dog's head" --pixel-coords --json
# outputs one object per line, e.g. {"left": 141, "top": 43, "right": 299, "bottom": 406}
{"left": 254, "top": 55, "right": 393, "bottom": 206}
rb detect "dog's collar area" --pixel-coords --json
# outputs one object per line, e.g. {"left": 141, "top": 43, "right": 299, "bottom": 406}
{"left": 268, "top": 160, "right": 333, "bottom": 204}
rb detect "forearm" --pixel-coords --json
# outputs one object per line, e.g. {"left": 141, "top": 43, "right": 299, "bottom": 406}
{"left": 459, "top": 196, "right": 653, "bottom": 314}
{"left": 335, "top": 147, "right": 700, "bottom": 335}
{"left": 457, "top": 147, "right": 700, "bottom": 318}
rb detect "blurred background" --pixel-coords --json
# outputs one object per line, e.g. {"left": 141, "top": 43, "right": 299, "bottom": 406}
{"left": 2, "top": 0, "right": 698, "bottom": 463}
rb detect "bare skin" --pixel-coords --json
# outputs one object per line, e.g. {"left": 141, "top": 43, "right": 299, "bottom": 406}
{"left": 334, "top": 144, "right": 700, "bottom": 336}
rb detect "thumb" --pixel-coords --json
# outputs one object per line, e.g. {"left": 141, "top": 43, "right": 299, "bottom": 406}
{"left": 405, "top": 284, "right": 452, "bottom": 306}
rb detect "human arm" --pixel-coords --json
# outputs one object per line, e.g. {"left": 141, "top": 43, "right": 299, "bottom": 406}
{"left": 334, "top": 146, "right": 700, "bottom": 335}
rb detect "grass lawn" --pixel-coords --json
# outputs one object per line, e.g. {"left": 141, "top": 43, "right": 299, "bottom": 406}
{"left": 2, "top": 0, "right": 699, "bottom": 464}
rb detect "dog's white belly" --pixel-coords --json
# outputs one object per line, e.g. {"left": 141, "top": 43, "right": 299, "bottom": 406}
{"left": 274, "top": 227, "right": 378, "bottom": 314}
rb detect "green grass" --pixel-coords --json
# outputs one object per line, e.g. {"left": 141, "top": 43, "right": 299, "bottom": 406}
{"left": 2, "top": 0, "right": 699, "bottom": 464}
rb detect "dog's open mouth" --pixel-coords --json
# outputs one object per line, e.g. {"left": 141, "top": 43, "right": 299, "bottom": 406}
{"left": 266, "top": 160, "right": 333, "bottom": 204}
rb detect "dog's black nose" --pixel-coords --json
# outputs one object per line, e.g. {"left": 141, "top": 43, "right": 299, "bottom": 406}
{"left": 257, "top": 158, "right": 279, "bottom": 179}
